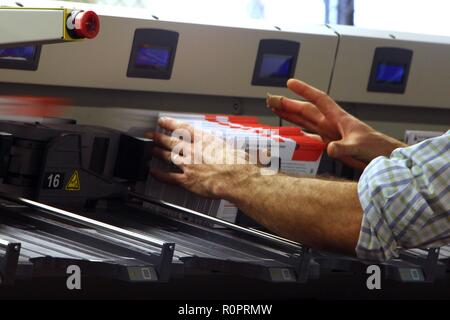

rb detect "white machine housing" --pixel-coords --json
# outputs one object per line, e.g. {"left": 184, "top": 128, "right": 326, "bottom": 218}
{"left": 0, "top": 9, "right": 67, "bottom": 46}
{"left": 0, "top": 1, "right": 338, "bottom": 99}
{"left": 0, "top": 1, "right": 449, "bottom": 138}
{"left": 329, "top": 25, "right": 450, "bottom": 110}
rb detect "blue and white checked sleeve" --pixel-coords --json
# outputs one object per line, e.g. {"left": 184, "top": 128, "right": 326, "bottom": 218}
{"left": 356, "top": 131, "right": 450, "bottom": 261}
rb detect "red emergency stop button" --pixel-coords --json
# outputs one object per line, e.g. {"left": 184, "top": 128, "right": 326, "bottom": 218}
{"left": 72, "top": 11, "right": 100, "bottom": 39}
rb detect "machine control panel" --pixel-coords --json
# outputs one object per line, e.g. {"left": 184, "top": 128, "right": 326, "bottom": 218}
{"left": 367, "top": 47, "right": 413, "bottom": 94}
{"left": 0, "top": 45, "right": 41, "bottom": 70}
{"left": 252, "top": 39, "right": 300, "bottom": 87}
{"left": 127, "top": 28, "right": 179, "bottom": 80}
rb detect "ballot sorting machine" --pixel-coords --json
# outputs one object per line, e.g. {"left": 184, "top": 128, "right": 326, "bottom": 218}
{"left": 0, "top": 120, "right": 314, "bottom": 286}
{"left": 0, "top": 118, "right": 447, "bottom": 289}
{"left": 0, "top": 1, "right": 449, "bottom": 297}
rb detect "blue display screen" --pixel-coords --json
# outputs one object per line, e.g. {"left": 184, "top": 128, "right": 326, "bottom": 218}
{"left": 376, "top": 63, "right": 406, "bottom": 84}
{"left": 0, "top": 46, "right": 36, "bottom": 61}
{"left": 135, "top": 45, "right": 171, "bottom": 70}
{"left": 259, "top": 54, "right": 293, "bottom": 78}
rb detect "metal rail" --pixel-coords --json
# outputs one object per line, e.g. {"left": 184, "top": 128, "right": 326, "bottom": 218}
{"left": 130, "top": 192, "right": 303, "bottom": 252}
{"left": 0, "top": 193, "right": 170, "bottom": 249}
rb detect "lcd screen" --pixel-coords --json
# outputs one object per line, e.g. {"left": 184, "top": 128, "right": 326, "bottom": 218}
{"left": 135, "top": 45, "right": 171, "bottom": 70}
{"left": 376, "top": 63, "right": 406, "bottom": 84}
{"left": 0, "top": 46, "right": 37, "bottom": 61}
{"left": 259, "top": 54, "right": 293, "bottom": 78}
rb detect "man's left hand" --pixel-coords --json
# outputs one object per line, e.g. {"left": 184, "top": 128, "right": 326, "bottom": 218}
{"left": 146, "top": 117, "right": 259, "bottom": 199}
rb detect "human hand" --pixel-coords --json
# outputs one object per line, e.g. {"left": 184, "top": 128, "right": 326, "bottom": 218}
{"left": 267, "top": 79, "right": 406, "bottom": 170}
{"left": 146, "top": 117, "right": 260, "bottom": 199}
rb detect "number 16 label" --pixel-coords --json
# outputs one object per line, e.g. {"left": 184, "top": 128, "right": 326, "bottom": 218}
{"left": 43, "top": 172, "right": 65, "bottom": 189}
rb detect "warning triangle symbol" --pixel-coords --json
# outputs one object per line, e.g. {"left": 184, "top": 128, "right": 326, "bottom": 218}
{"left": 65, "top": 170, "right": 81, "bottom": 191}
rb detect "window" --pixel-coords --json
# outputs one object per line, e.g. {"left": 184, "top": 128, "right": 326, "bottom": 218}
{"left": 57, "top": 0, "right": 327, "bottom": 29}
{"left": 56, "top": 0, "right": 450, "bottom": 36}
{"left": 354, "top": 0, "right": 450, "bottom": 37}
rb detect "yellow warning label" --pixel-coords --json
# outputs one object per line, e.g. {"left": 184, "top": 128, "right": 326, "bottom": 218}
{"left": 65, "top": 170, "right": 81, "bottom": 191}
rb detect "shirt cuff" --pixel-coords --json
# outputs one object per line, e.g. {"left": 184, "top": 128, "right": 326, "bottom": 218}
{"left": 356, "top": 157, "right": 401, "bottom": 261}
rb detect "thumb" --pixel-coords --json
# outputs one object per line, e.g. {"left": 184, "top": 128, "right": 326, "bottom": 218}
{"left": 327, "top": 140, "right": 357, "bottom": 159}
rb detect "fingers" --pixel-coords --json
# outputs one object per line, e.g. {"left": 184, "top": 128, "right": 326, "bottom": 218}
{"left": 327, "top": 140, "right": 352, "bottom": 159}
{"left": 151, "top": 146, "right": 172, "bottom": 163}
{"left": 158, "top": 117, "right": 195, "bottom": 136}
{"left": 146, "top": 117, "right": 201, "bottom": 149}
{"left": 149, "top": 131, "right": 190, "bottom": 152}
{"left": 303, "top": 133, "right": 325, "bottom": 143}
{"left": 267, "top": 94, "right": 324, "bottom": 127}
{"left": 266, "top": 93, "right": 284, "bottom": 109}
{"left": 150, "top": 169, "right": 186, "bottom": 186}
{"left": 151, "top": 146, "right": 191, "bottom": 167}
{"left": 286, "top": 79, "right": 330, "bottom": 105}
{"left": 271, "top": 109, "right": 320, "bottom": 133}
{"left": 287, "top": 79, "right": 341, "bottom": 117}
{"left": 327, "top": 141, "right": 367, "bottom": 170}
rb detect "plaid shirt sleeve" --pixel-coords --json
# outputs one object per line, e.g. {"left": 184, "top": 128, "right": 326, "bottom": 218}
{"left": 356, "top": 130, "right": 450, "bottom": 261}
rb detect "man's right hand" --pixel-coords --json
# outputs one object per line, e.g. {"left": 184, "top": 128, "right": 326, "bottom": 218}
{"left": 267, "top": 79, "right": 406, "bottom": 170}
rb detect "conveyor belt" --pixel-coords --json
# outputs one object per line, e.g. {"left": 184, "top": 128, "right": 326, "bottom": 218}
{"left": 0, "top": 198, "right": 175, "bottom": 284}
{"left": 74, "top": 196, "right": 450, "bottom": 284}
{"left": 402, "top": 247, "right": 450, "bottom": 278}
{"left": 407, "top": 247, "right": 450, "bottom": 260}
{"left": 83, "top": 200, "right": 311, "bottom": 283}
{"left": 0, "top": 194, "right": 312, "bottom": 285}
{"left": 312, "top": 245, "right": 449, "bottom": 283}
{"left": 1, "top": 193, "right": 448, "bottom": 287}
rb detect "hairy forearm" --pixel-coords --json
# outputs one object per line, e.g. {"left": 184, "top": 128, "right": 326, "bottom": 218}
{"left": 218, "top": 166, "right": 363, "bottom": 255}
